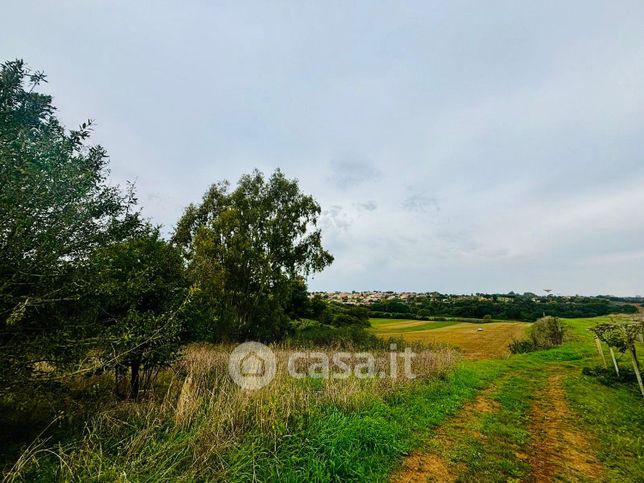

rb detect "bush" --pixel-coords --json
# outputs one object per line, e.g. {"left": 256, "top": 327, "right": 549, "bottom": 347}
{"left": 508, "top": 316, "right": 566, "bottom": 354}
{"left": 319, "top": 304, "right": 370, "bottom": 328}
{"left": 287, "top": 319, "right": 384, "bottom": 349}
{"left": 508, "top": 339, "right": 538, "bottom": 354}
{"left": 530, "top": 316, "right": 566, "bottom": 348}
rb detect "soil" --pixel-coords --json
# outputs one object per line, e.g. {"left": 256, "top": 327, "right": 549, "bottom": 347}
{"left": 391, "top": 386, "right": 500, "bottom": 482}
{"left": 526, "top": 371, "right": 605, "bottom": 482}
{"left": 391, "top": 369, "right": 606, "bottom": 482}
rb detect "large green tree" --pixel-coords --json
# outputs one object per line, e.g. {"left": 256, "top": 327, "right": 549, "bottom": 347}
{"left": 0, "top": 60, "right": 140, "bottom": 390}
{"left": 174, "top": 170, "right": 333, "bottom": 341}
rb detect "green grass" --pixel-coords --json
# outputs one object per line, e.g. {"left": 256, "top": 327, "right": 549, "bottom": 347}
{"left": 9, "top": 316, "right": 644, "bottom": 481}
{"left": 276, "top": 316, "right": 643, "bottom": 482}
{"left": 446, "top": 372, "right": 539, "bottom": 481}
{"left": 15, "top": 361, "right": 509, "bottom": 482}
{"left": 368, "top": 318, "right": 423, "bottom": 326}
{"left": 426, "top": 316, "right": 643, "bottom": 482}
{"left": 369, "top": 318, "right": 458, "bottom": 331}
{"left": 563, "top": 369, "right": 644, "bottom": 481}
{"left": 225, "top": 363, "right": 509, "bottom": 481}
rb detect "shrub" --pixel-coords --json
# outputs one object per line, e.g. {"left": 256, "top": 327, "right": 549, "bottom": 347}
{"left": 508, "top": 316, "right": 565, "bottom": 354}
{"left": 319, "top": 304, "right": 370, "bottom": 328}
{"left": 288, "top": 319, "right": 383, "bottom": 349}
{"left": 508, "top": 339, "right": 538, "bottom": 354}
{"left": 530, "top": 316, "right": 566, "bottom": 348}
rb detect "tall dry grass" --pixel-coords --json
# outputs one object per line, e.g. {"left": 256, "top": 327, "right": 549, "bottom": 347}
{"left": 6, "top": 342, "right": 458, "bottom": 481}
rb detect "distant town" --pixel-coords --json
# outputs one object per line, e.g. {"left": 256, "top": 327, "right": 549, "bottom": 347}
{"left": 310, "top": 291, "right": 644, "bottom": 305}
{"left": 311, "top": 291, "right": 552, "bottom": 305}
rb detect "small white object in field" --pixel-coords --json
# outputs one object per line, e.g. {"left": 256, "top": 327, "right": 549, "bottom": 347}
{"left": 477, "top": 328, "right": 484, "bottom": 332}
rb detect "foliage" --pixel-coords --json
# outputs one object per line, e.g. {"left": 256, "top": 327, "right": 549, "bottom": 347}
{"left": 319, "top": 303, "right": 370, "bottom": 328}
{"left": 0, "top": 60, "right": 140, "bottom": 391}
{"left": 590, "top": 320, "right": 643, "bottom": 353}
{"left": 174, "top": 169, "right": 333, "bottom": 341}
{"left": 369, "top": 293, "right": 635, "bottom": 322}
{"left": 530, "top": 316, "right": 566, "bottom": 348}
{"left": 90, "top": 228, "right": 188, "bottom": 398}
{"left": 508, "top": 339, "right": 538, "bottom": 354}
{"left": 287, "top": 319, "right": 384, "bottom": 349}
{"left": 509, "top": 316, "right": 566, "bottom": 354}
{"left": 283, "top": 283, "right": 371, "bottom": 329}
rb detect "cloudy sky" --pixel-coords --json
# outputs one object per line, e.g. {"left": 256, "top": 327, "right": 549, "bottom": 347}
{"left": 3, "top": 1, "right": 644, "bottom": 295}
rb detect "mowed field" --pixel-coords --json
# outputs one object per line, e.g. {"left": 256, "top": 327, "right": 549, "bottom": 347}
{"left": 370, "top": 318, "right": 531, "bottom": 359}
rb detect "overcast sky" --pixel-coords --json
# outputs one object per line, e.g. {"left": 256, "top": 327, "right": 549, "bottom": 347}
{"left": 3, "top": 1, "right": 644, "bottom": 295}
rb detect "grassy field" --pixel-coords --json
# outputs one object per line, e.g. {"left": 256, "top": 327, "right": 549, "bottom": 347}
{"left": 369, "top": 318, "right": 460, "bottom": 331}
{"left": 392, "top": 316, "right": 644, "bottom": 482}
{"left": 4, "top": 317, "right": 643, "bottom": 482}
{"left": 370, "top": 318, "right": 531, "bottom": 359}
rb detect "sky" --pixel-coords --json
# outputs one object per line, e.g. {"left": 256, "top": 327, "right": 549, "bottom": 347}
{"left": 2, "top": 1, "right": 644, "bottom": 296}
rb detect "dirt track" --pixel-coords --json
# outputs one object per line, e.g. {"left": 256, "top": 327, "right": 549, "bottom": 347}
{"left": 526, "top": 371, "right": 604, "bottom": 482}
{"left": 390, "top": 368, "right": 605, "bottom": 482}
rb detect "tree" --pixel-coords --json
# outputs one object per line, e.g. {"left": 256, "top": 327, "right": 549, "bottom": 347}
{"left": 174, "top": 169, "right": 333, "bottom": 341}
{"left": 91, "top": 228, "right": 187, "bottom": 399}
{"left": 0, "top": 60, "right": 139, "bottom": 391}
{"left": 285, "top": 276, "right": 312, "bottom": 320}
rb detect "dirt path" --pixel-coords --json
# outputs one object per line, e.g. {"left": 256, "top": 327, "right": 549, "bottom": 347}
{"left": 391, "top": 385, "right": 501, "bottom": 482}
{"left": 527, "top": 371, "right": 605, "bottom": 482}
{"left": 391, "top": 368, "right": 606, "bottom": 482}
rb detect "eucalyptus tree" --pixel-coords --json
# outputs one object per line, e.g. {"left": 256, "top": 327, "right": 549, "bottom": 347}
{"left": 174, "top": 169, "right": 333, "bottom": 341}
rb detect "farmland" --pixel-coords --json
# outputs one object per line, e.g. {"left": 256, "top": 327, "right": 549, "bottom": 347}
{"left": 370, "top": 318, "right": 531, "bottom": 359}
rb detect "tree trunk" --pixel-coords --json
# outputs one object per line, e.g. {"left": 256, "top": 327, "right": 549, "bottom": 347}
{"left": 130, "top": 360, "right": 140, "bottom": 400}
{"left": 115, "top": 364, "right": 128, "bottom": 399}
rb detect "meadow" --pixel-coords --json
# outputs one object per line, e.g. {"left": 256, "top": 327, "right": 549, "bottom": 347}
{"left": 4, "top": 316, "right": 642, "bottom": 482}
{"left": 370, "top": 318, "right": 531, "bottom": 359}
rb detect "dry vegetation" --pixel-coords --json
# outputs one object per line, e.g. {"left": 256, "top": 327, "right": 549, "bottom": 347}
{"left": 7, "top": 343, "right": 458, "bottom": 481}
{"left": 373, "top": 321, "right": 531, "bottom": 360}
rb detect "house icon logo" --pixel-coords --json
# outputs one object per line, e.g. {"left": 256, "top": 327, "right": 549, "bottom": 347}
{"left": 228, "top": 342, "right": 276, "bottom": 390}
{"left": 240, "top": 351, "right": 266, "bottom": 377}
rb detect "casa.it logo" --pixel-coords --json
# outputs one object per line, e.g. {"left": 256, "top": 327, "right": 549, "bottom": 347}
{"left": 228, "top": 341, "right": 277, "bottom": 390}
{"left": 229, "top": 342, "right": 418, "bottom": 390}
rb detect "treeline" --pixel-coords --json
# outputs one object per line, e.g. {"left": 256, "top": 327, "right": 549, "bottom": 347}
{"left": 367, "top": 294, "right": 636, "bottom": 322}
{"left": 0, "top": 60, "right": 340, "bottom": 400}
{"left": 598, "top": 295, "right": 644, "bottom": 306}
